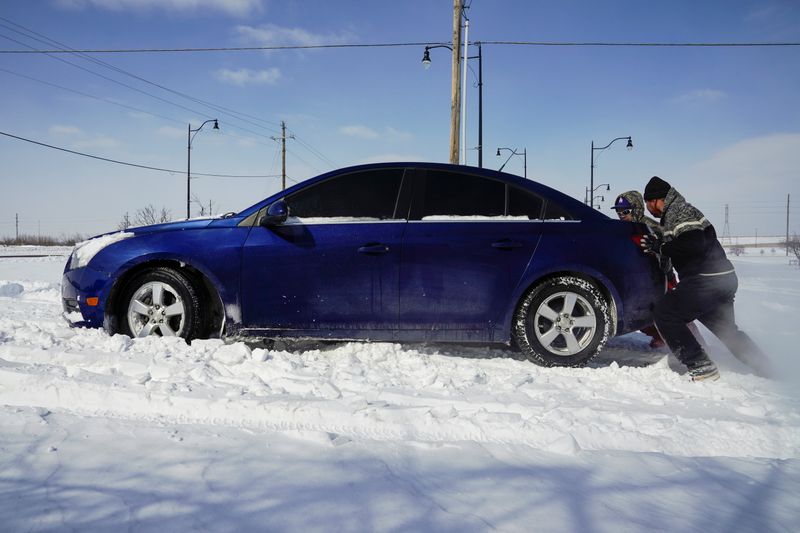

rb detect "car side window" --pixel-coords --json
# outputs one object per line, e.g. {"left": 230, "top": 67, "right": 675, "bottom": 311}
{"left": 413, "top": 170, "right": 505, "bottom": 219}
{"left": 543, "top": 200, "right": 573, "bottom": 221}
{"left": 508, "top": 186, "right": 545, "bottom": 220}
{"left": 287, "top": 169, "right": 405, "bottom": 219}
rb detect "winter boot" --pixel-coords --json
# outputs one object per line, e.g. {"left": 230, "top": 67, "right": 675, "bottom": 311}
{"left": 687, "top": 359, "right": 720, "bottom": 382}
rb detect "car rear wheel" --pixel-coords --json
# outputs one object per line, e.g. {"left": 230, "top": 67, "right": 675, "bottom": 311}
{"left": 120, "top": 267, "right": 203, "bottom": 340}
{"left": 512, "top": 276, "right": 611, "bottom": 367}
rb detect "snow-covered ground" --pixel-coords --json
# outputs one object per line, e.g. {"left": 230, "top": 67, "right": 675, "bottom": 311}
{"left": 1, "top": 246, "right": 799, "bottom": 532}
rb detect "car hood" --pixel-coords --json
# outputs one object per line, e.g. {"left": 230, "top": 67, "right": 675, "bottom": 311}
{"left": 105, "top": 218, "right": 217, "bottom": 238}
{"left": 122, "top": 218, "right": 217, "bottom": 236}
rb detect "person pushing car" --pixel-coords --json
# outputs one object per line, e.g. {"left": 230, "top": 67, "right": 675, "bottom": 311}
{"left": 639, "top": 176, "right": 770, "bottom": 381}
{"left": 612, "top": 190, "right": 704, "bottom": 350}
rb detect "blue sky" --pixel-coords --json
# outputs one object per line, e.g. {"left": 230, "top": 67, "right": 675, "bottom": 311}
{"left": 1, "top": 0, "right": 799, "bottom": 238}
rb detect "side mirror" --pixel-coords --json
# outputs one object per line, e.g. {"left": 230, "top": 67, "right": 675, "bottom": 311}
{"left": 260, "top": 200, "right": 289, "bottom": 226}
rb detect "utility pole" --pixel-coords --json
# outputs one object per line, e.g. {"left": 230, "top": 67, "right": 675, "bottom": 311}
{"left": 15, "top": 213, "right": 19, "bottom": 242}
{"left": 272, "top": 121, "right": 294, "bottom": 191}
{"left": 449, "top": 0, "right": 463, "bottom": 165}
{"left": 721, "top": 204, "right": 731, "bottom": 246}
{"left": 787, "top": 194, "right": 791, "bottom": 256}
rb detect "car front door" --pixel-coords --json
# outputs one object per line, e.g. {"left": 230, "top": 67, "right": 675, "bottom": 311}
{"left": 239, "top": 168, "right": 409, "bottom": 337}
{"left": 398, "top": 169, "right": 543, "bottom": 341}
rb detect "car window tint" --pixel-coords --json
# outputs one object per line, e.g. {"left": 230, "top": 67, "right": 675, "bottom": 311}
{"left": 543, "top": 200, "right": 573, "bottom": 221}
{"left": 287, "top": 169, "right": 404, "bottom": 219}
{"left": 417, "top": 170, "right": 505, "bottom": 218}
{"left": 508, "top": 186, "right": 545, "bottom": 220}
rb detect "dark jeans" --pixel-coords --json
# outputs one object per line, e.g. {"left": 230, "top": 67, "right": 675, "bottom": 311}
{"left": 653, "top": 271, "right": 768, "bottom": 374}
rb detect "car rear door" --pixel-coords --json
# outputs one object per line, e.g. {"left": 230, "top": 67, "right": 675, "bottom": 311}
{"left": 398, "top": 169, "right": 542, "bottom": 340}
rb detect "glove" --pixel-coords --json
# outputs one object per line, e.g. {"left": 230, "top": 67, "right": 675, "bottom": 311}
{"left": 640, "top": 233, "right": 662, "bottom": 254}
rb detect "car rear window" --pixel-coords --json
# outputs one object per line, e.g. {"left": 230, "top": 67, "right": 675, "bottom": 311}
{"left": 543, "top": 200, "right": 573, "bottom": 221}
{"left": 414, "top": 170, "right": 505, "bottom": 219}
{"left": 508, "top": 186, "right": 545, "bottom": 220}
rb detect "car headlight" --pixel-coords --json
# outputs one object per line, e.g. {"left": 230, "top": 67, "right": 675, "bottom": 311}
{"left": 70, "top": 231, "right": 134, "bottom": 270}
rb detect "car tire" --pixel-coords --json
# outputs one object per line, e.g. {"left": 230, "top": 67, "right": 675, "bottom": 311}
{"left": 119, "top": 267, "right": 203, "bottom": 341}
{"left": 512, "top": 276, "right": 611, "bottom": 367}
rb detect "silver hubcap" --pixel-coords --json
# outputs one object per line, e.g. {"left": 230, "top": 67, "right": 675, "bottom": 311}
{"left": 126, "top": 281, "right": 186, "bottom": 338}
{"left": 532, "top": 291, "right": 597, "bottom": 356}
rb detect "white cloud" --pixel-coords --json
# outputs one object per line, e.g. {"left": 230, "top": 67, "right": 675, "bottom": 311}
{"left": 672, "top": 89, "right": 727, "bottom": 104}
{"left": 678, "top": 133, "right": 800, "bottom": 233}
{"left": 235, "top": 23, "right": 355, "bottom": 47}
{"left": 236, "top": 137, "right": 258, "bottom": 148}
{"left": 127, "top": 111, "right": 154, "bottom": 120}
{"left": 338, "top": 126, "right": 414, "bottom": 142}
{"left": 340, "top": 125, "right": 379, "bottom": 140}
{"left": 214, "top": 67, "right": 281, "bottom": 86}
{"left": 49, "top": 125, "right": 82, "bottom": 136}
{"left": 689, "top": 133, "right": 800, "bottom": 189}
{"left": 54, "top": 0, "right": 263, "bottom": 17}
{"left": 49, "top": 124, "right": 120, "bottom": 151}
{"left": 385, "top": 127, "right": 413, "bottom": 142}
{"left": 157, "top": 126, "right": 186, "bottom": 139}
{"left": 357, "top": 153, "right": 425, "bottom": 165}
{"left": 72, "top": 136, "right": 121, "bottom": 150}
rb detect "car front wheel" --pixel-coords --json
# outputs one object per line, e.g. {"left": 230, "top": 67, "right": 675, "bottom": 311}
{"left": 512, "top": 276, "right": 611, "bottom": 367}
{"left": 119, "top": 267, "right": 203, "bottom": 340}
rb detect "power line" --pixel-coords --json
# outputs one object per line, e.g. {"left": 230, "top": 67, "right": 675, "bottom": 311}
{"left": 481, "top": 40, "right": 800, "bottom": 47}
{"left": 290, "top": 133, "right": 338, "bottom": 168}
{"left": 0, "top": 68, "right": 284, "bottom": 151}
{"left": 0, "top": 17, "right": 337, "bottom": 163}
{"left": 0, "top": 41, "right": 439, "bottom": 54}
{"left": 0, "top": 41, "right": 798, "bottom": 54}
{"left": 0, "top": 67, "right": 186, "bottom": 126}
{"left": 0, "top": 130, "right": 280, "bottom": 178}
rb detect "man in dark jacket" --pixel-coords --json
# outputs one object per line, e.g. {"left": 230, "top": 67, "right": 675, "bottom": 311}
{"left": 640, "top": 176, "right": 769, "bottom": 381}
{"left": 613, "top": 190, "right": 704, "bottom": 350}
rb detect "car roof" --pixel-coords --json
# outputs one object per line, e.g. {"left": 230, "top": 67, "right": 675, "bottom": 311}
{"left": 238, "top": 162, "right": 605, "bottom": 221}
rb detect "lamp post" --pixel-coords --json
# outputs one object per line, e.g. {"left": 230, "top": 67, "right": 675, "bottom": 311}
{"left": 496, "top": 147, "right": 526, "bottom": 178}
{"left": 585, "top": 183, "right": 610, "bottom": 205}
{"left": 187, "top": 119, "right": 219, "bottom": 219}
{"left": 590, "top": 136, "right": 632, "bottom": 207}
{"left": 423, "top": 41, "right": 483, "bottom": 167}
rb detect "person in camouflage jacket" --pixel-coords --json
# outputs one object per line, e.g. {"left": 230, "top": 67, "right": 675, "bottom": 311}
{"left": 640, "top": 176, "right": 769, "bottom": 381}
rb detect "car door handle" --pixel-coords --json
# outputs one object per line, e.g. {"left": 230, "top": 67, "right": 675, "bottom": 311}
{"left": 358, "top": 243, "right": 390, "bottom": 255}
{"left": 491, "top": 240, "right": 523, "bottom": 250}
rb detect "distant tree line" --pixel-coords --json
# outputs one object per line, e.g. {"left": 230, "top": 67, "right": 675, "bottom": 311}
{"left": 118, "top": 204, "right": 172, "bottom": 230}
{"left": 2, "top": 199, "right": 231, "bottom": 246}
{"left": 0, "top": 233, "right": 85, "bottom": 246}
{"left": 787, "top": 234, "right": 800, "bottom": 266}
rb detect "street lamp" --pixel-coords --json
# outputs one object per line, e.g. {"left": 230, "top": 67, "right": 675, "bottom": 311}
{"left": 496, "top": 147, "right": 527, "bottom": 178}
{"left": 422, "top": 42, "right": 483, "bottom": 167}
{"left": 590, "top": 136, "right": 632, "bottom": 207}
{"left": 585, "top": 183, "right": 610, "bottom": 204}
{"left": 187, "top": 119, "right": 219, "bottom": 219}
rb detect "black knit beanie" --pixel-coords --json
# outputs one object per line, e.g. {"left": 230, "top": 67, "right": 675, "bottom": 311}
{"left": 643, "top": 176, "right": 671, "bottom": 201}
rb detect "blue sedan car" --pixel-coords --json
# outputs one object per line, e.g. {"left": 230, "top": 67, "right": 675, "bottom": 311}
{"left": 62, "top": 162, "right": 664, "bottom": 367}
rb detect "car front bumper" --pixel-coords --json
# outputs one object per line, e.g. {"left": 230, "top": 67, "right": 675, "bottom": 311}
{"left": 61, "top": 265, "right": 112, "bottom": 328}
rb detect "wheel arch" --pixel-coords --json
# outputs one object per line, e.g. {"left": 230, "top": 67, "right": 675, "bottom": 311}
{"left": 105, "top": 258, "right": 226, "bottom": 338}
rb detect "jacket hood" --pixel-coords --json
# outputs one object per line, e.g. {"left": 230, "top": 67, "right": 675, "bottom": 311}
{"left": 616, "top": 190, "right": 647, "bottom": 223}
